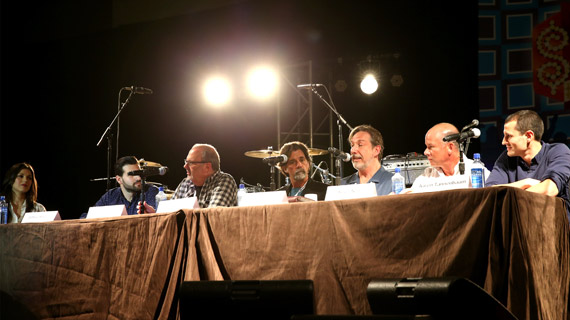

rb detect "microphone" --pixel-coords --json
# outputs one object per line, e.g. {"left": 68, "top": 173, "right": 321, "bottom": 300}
{"left": 123, "top": 86, "right": 153, "bottom": 94}
{"left": 297, "top": 83, "right": 324, "bottom": 89}
{"left": 328, "top": 147, "right": 351, "bottom": 162}
{"left": 262, "top": 154, "right": 288, "bottom": 165}
{"left": 442, "top": 128, "right": 481, "bottom": 142}
{"left": 462, "top": 119, "right": 479, "bottom": 131}
{"left": 128, "top": 166, "right": 168, "bottom": 177}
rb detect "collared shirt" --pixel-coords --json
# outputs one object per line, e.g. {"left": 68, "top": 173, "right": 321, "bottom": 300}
{"left": 172, "top": 177, "right": 196, "bottom": 199}
{"left": 341, "top": 166, "right": 394, "bottom": 196}
{"left": 173, "top": 171, "right": 237, "bottom": 208}
{"left": 411, "top": 157, "right": 491, "bottom": 189}
{"left": 95, "top": 185, "right": 159, "bottom": 215}
{"left": 8, "top": 200, "right": 46, "bottom": 223}
{"left": 486, "top": 141, "right": 570, "bottom": 219}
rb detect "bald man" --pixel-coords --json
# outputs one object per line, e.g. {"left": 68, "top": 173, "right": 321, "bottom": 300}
{"left": 410, "top": 122, "right": 490, "bottom": 190}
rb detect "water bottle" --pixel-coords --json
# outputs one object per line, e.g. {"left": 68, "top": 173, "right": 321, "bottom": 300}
{"left": 155, "top": 187, "right": 167, "bottom": 210}
{"left": 237, "top": 184, "right": 247, "bottom": 206}
{"left": 471, "top": 153, "right": 485, "bottom": 188}
{"left": 391, "top": 167, "right": 405, "bottom": 194}
{"left": 1, "top": 196, "right": 8, "bottom": 224}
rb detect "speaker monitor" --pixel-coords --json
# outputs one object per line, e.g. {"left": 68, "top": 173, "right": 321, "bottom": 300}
{"left": 382, "top": 155, "right": 430, "bottom": 186}
{"left": 179, "top": 280, "right": 314, "bottom": 320}
{"left": 366, "top": 277, "right": 518, "bottom": 320}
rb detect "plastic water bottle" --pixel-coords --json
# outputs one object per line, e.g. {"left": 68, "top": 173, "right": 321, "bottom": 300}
{"left": 391, "top": 167, "right": 405, "bottom": 194}
{"left": 155, "top": 187, "right": 167, "bottom": 210}
{"left": 1, "top": 196, "right": 8, "bottom": 224}
{"left": 471, "top": 153, "right": 485, "bottom": 188}
{"left": 237, "top": 184, "right": 247, "bottom": 206}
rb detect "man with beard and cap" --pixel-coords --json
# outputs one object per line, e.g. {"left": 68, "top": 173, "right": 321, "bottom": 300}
{"left": 277, "top": 141, "right": 329, "bottom": 200}
{"left": 341, "top": 124, "right": 394, "bottom": 196}
{"left": 92, "top": 156, "right": 159, "bottom": 215}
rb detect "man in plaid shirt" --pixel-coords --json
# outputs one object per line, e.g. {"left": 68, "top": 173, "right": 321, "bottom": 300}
{"left": 172, "top": 143, "right": 237, "bottom": 208}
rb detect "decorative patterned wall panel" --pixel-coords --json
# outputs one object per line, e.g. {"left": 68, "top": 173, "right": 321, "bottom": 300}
{"left": 477, "top": 0, "right": 569, "bottom": 168}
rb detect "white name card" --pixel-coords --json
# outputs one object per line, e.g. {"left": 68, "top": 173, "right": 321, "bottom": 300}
{"left": 325, "top": 183, "right": 378, "bottom": 201}
{"left": 21, "top": 211, "right": 61, "bottom": 223}
{"left": 412, "top": 175, "right": 470, "bottom": 193}
{"left": 86, "top": 204, "right": 127, "bottom": 219}
{"left": 239, "top": 191, "right": 288, "bottom": 207}
{"left": 156, "top": 197, "right": 199, "bottom": 213}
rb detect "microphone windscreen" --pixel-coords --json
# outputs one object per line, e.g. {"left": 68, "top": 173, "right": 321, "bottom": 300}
{"left": 472, "top": 128, "right": 481, "bottom": 138}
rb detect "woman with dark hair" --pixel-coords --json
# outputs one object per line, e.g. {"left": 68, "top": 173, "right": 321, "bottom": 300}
{"left": 1, "top": 162, "right": 46, "bottom": 223}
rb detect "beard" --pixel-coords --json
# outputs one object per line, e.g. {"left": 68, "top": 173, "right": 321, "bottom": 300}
{"left": 123, "top": 181, "right": 142, "bottom": 193}
{"left": 293, "top": 168, "right": 307, "bottom": 181}
{"left": 351, "top": 155, "right": 367, "bottom": 171}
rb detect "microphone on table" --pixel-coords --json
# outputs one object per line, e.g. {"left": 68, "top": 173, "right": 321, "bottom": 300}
{"left": 328, "top": 147, "right": 351, "bottom": 162}
{"left": 123, "top": 86, "right": 153, "bottom": 94}
{"left": 442, "top": 128, "right": 481, "bottom": 142}
{"left": 128, "top": 166, "right": 168, "bottom": 177}
{"left": 262, "top": 154, "right": 288, "bottom": 165}
{"left": 296, "top": 83, "right": 324, "bottom": 89}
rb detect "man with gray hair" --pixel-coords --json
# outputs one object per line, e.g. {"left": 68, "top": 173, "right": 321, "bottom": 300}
{"left": 172, "top": 143, "right": 237, "bottom": 207}
{"left": 277, "top": 141, "right": 329, "bottom": 200}
{"left": 341, "top": 124, "right": 394, "bottom": 196}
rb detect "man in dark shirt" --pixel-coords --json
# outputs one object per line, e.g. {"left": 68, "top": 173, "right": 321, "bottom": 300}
{"left": 277, "top": 141, "right": 329, "bottom": 201}
{"left": 93, "top": 156, "right": 159, "bottom": 215}
{"left": 486, "top": 110, "right": 570, "bottom": 219}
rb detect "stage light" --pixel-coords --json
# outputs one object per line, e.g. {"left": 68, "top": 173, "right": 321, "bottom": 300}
{"left": 247, "top": 66, "right": 279, "bottom": 100}
{"left": 359, "top": 55, "right": 381, "bottom": 95}
{"left": 360, "top": 74, "right": 379, "bottom": 94}
{"left": 203, "top": 76, "right": 232, "bottom": 107}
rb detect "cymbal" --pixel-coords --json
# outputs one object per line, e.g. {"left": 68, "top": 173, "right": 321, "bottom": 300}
{"left": 308, "top": 148, "right": 328, "bottom": 156}
{"left": 245, "top": 148, "right": 329, "bottom": 159}
{"left": 138, "top": 159, "right": 162, "bottom": 167}
{"left": 244, "top": 149, "right": 280, "bottom": 158}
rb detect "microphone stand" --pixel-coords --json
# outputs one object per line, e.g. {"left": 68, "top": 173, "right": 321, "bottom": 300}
{"left": 96, "top": 88, "right": 135, "bottom": 191}
{"left": 458, "top": 136, "right": 474, "bottom": 175}
{"left": 268, "top": 164, "right": 277, "bottom": 191}
{"left": 458, "top": 142, "right": 466, "bottom": 175}
{"left": 139, "top": 177, "right": 146, "bottom": 214}
{"left": 307, "top": 86, "right": 353, "bottom": 185}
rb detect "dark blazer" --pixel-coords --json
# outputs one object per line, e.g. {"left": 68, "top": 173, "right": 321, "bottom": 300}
{"left": 279, "top": 179, "right": 329, "bottom": 201}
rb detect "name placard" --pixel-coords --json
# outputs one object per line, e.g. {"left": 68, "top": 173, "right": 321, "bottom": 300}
{"left": 86, "top": 205, "right": 127, "bottom": 219}
{"left": 156, "top": 197, "right": 199, "bottom": 213}
{"left": 412, "top": 175, "right": 470, "bottom": 193}
{"left": 21, "top": 211, "right": 61, "bottom": 223}
{"left": 325, "top": 183, "right": 378, "bottom": 201}
{"left": 239, "top": 191, "right": 288, "bottom": 207}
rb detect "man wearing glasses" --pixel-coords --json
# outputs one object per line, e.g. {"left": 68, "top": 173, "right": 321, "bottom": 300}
{"left": 172, "top": 143, "right": 237, "bottom": 207}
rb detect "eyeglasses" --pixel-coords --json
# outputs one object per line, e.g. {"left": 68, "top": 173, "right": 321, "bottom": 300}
{"left": 184, "top": 159, "right": 210, "bottom": 166}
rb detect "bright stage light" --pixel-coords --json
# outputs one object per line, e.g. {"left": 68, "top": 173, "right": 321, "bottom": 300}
{"left": 203, "top": 77, "right": 232, "bottom": 106}
{"left": 360, "top": 74, "right": 379, "bottom": 95}
{"left": 247, "top": 67, "right": 278, "bottom": 100}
